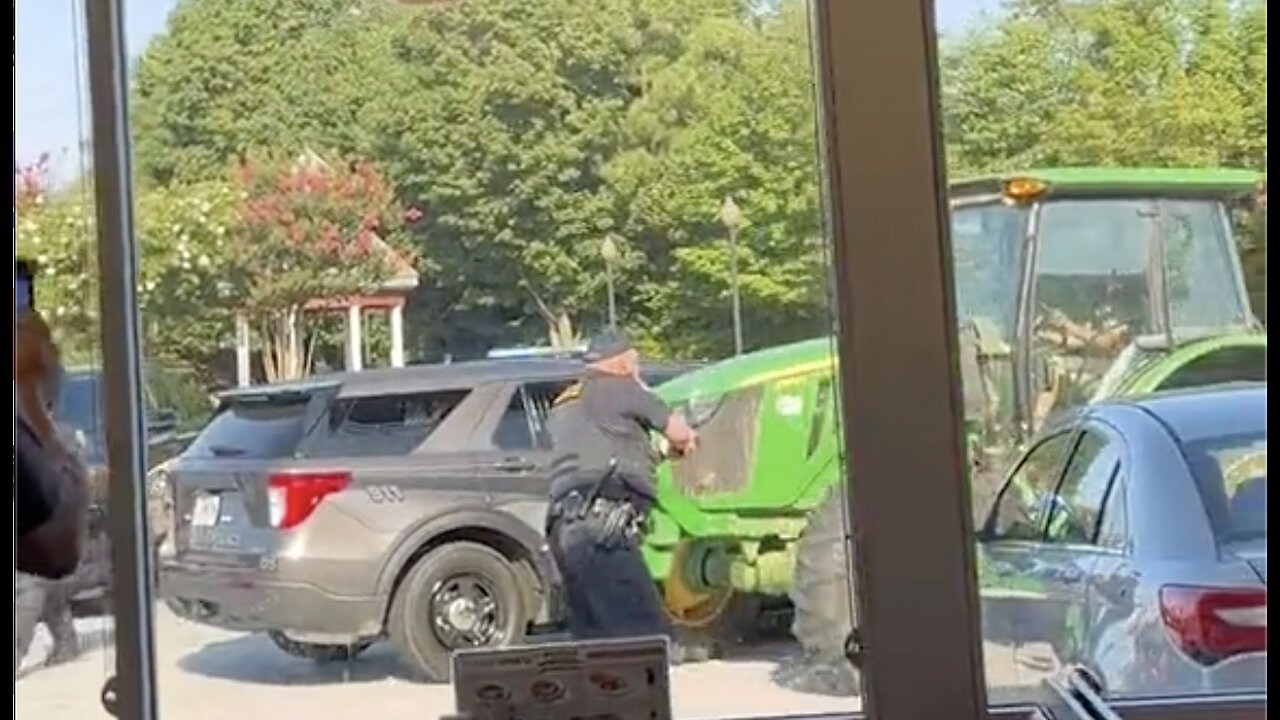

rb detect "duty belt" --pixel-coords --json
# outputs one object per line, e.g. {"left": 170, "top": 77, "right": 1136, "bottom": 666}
{"left": 548, "top": 491, "right": 646, "bottom": 542}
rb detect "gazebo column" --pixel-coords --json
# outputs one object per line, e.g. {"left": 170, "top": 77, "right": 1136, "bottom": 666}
{"left": 389, "top": 301, "right": 406, "bottom": 368}
{"left": 346, "top": 303, "right": 364, "bottom": 372}
{"left": 235, "top": 312, "right": 252, "bottom": 387}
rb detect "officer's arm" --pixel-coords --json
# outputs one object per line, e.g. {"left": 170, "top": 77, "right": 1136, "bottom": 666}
{"left": 627, "top": 383, "right": 696, "bottom": 452}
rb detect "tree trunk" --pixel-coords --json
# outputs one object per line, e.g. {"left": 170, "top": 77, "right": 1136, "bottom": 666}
{"left": 257, "top": 306, "right": 310, "bottom": 382}
{"left": 547, "top": 309, "right": 577, "bottom": 349}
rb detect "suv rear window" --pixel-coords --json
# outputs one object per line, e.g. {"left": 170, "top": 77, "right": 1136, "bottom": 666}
{"left": 185, "top": 398, "right": 311, "bottom": 460}
{"left": 1184, "top": 431, "right": 1267, "bottom": 543}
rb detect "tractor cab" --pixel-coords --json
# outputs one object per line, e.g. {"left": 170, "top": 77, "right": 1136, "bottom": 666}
{"left": 951, "top": 168, "right": 1267, "bottom": 477}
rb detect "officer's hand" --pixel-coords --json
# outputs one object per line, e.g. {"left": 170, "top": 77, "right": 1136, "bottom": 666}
{"left": 686, "top": 430, "right": 699, "bottom": 453}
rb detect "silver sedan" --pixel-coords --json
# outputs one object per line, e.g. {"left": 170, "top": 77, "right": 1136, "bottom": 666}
{"left": 978, "top": 383, "right": 1266, "bottom": 699}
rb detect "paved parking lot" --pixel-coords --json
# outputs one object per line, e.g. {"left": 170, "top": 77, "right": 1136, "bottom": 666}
{"left": 16, "top": 607, "right": 1049, "bottom": 719}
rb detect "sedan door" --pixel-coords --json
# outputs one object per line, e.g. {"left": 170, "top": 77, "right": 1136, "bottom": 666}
{"left": 979, "top": 422, "right": 1123, "bottom": 680}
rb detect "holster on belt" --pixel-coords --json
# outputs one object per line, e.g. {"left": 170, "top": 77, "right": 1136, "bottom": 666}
{"left": 547, "top": 496, "right": 645, "bottom": 549}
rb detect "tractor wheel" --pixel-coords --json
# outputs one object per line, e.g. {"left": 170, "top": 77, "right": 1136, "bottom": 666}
{"left": 668, "top": 593, "right": 763, "bottom": 661}
{"left": 661, "top": 542, "right": 760, "bottom": 662}
{"left": 786, "top": 487, "right": 860, "bottom": 696}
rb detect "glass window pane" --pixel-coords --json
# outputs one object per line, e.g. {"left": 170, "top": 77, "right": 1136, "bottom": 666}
{"left": 935, "top": 0, "right": 1268, "bottom": 705}
{"left": 113, "top": 1, "right": 865, "bottom": 718}
{"left": 15, "top": 0, "right": 116, "bottom": 713}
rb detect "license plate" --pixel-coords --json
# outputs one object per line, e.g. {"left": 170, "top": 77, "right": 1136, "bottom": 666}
{"left": 192, "top": 495, "right": 222, "bottom": 527}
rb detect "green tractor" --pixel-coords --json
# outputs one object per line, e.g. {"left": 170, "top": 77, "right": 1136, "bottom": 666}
{"left": 643, "top": 168, "right": 1268, "bottom": 663}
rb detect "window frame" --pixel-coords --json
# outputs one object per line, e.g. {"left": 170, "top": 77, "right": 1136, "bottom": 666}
{"left": 1095, "top": 465, "right": 1131, "bottom": 554}
{"left": 490, "top": 380, "right": 573, "bottom": 451}
{"left": 1043, "top": 427, "right": 1123, "bottom": 547}
{"left": 85, "top": 0, "right": 1267, "bottom": 718}
{"left": 985, "top": 429, "right": 1077, "bottom": 542}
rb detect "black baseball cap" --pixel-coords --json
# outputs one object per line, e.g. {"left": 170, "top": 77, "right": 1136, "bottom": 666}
{"left": 583, "top": 329, "right": 635, "bottom": 363}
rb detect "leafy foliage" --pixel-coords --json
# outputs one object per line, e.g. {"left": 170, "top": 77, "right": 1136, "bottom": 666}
{"left": 229, "top": 153, "right": 413, "bottom": 380}
{"left": 35, "top": 0, "right": 1269, "bottom": 371}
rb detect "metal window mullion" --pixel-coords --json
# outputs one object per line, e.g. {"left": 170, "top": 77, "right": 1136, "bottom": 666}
{"left": 83, "top": 0, "right": 160, "bottom": 718}
{"left": 812, "top": 0, "right": 988, "bottom": 718}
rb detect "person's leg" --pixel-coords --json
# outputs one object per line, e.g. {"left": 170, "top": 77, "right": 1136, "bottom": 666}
{"left": 15, "top": 573, "right": 49, "bottom": 669}
{"left": 548, "top": 520, "right": 604, "bottom": 639}
{"left": 43, "top": 583, "right": 81, "bottom": 664}
{"left": 584, "top": 540, "right": 670, "bottom": 639}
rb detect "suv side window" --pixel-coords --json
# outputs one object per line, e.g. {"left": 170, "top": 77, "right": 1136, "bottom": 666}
{"left": 309, "top": 389, "right": 470, "bottom": 458}
{"left": 991, "top": 432, "right": 1074, "bottom": 541}
{"left": 1045, "top": 428, "right": 1121, "bottom": 545}
{"left": 493, "top": 381, "right": 575, "bottom": 450}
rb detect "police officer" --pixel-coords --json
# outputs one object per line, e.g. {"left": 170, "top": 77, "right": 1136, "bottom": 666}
{"left": 544, "top": 331, "right": 698, "bottom": 649}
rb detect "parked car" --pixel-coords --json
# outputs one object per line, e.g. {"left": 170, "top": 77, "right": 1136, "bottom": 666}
{"left": 156, "top": 358, "right": 697, "bottom": 680}
{"left": 978, "top": 383, "right": 1266, "bottom": 698}
{"left": 52, "top": 364, "right": 212, "bottom": 619}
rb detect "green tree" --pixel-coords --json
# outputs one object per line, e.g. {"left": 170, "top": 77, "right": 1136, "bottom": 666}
{"left": 14, "top": 168, "right": 237, "bottom": 374}
{"left": 14, "top": 162, "right": 102, "bottom": 363}
{"left": 131, "top": 0, "right": 406, "bottom": 186}
{"left": 605, "top": 0, "right": 829, "bottom": 357}
{"left": 942, "top": 0, "right": 1268, "bottom": 172}
{"left": 368, "top": 0, "right": 751, "bottom": 355}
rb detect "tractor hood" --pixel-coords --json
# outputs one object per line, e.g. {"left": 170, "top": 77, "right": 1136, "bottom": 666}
{"left": 1091, "top": 329, "right": 1267, "bottom": 402}
{"left": 656, "top": 338, "right": 835, "bottom": 403}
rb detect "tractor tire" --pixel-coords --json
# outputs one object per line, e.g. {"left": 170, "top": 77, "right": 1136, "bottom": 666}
{"left": 267, "top": 631, "right": 373, "bottom": 663}
{"left": 784, "top": 488, "right": 861, "bottom": 696}
{"left": 790, "top": 488, "right": 854, "bottom": 660}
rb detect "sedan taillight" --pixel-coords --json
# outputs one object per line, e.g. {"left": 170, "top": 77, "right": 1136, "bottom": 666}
{"left": 267, "top": 471, "right": 351, "bottom": 530}
{"left": 1159, "top": 585, "right": 1267, "bottom": 665}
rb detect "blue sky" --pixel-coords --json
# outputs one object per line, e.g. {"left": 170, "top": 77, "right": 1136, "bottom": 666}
{"left": 15, "top": 0, "right": 996, "bottom": 181}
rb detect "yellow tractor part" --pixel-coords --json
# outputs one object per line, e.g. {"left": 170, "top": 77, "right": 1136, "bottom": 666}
{"left": 1222, "top": 448, "right": 1267, "bottom": 496}
{"left": 662, "top": 541, "right": 734, "bottom": 629}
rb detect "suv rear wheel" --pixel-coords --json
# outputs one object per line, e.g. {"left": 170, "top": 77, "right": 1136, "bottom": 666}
{"left": 267, "top": 631, "right": 373, "bottom": 662}
{"left": 388, "top": 541, "right": 528, "bottom": 682}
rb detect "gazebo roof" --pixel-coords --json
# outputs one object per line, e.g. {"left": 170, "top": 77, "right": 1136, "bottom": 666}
{"left": 295, "top": 149, "right": 420, "bottom": 294}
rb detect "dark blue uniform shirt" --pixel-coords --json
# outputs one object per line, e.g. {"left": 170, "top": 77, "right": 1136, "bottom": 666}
{"left": 546, "top": 372, "right": 672, "bottom": 502}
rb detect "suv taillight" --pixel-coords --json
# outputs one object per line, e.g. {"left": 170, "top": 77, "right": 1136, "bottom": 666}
{"left": 1159, "top": 585, "right": 1267, "bottom": 665}
{"left": 267, "top": 471, "right": 351, "bottom": 530}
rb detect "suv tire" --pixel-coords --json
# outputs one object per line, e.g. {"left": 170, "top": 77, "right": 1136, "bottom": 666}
{"left": 267, "top": 631, "right": 373, "bottom": 662}
{"left": 389, "top": 541, "right": 528, "bottom": 682}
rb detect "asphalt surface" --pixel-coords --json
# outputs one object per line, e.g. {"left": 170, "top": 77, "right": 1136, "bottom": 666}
{"left": 15, "top": 607, "right": 1049, "bottom": 719}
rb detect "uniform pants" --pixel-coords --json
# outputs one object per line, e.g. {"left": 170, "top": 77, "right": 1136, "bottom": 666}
{"left": 548, "top": 512, "right": 670, "bottom": 640}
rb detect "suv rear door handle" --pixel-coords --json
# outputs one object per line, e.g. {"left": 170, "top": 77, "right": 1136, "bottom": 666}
{"left": 494, "top": 458, "right": 536, "bottom": 472}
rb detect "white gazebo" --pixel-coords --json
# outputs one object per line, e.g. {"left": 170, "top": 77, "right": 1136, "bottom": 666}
{"left": 233, "top": 152, "right": 421, "bottom": 386}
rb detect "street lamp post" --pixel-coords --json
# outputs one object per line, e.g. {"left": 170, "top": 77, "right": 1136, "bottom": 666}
{"left": 719, "top": 196, "right": 745, "bottom": 355}
{"left": 601, "top": 234, "right": 621, "bottom": 330}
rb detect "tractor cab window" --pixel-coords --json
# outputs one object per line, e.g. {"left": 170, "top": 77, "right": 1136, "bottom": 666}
{"left": 1160, "top": 199, "right": 1252, "bottom": 330}
{"left": 1029, "top": 198, "right": 1251, "bottom": 425}
{"left": 950, "top": 202, "right": 1025, "bottom": 341}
